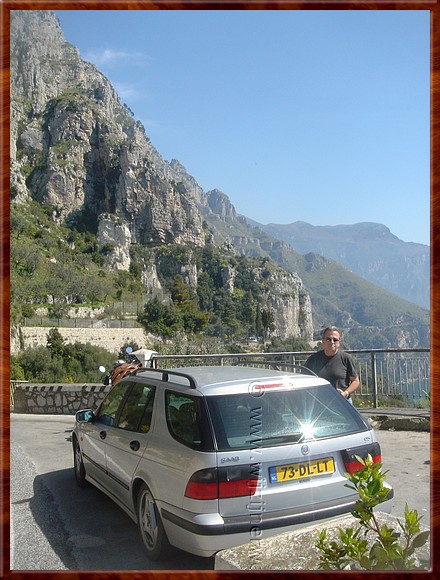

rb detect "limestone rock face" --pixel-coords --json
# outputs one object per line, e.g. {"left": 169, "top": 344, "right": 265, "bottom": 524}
{"left": 264, "top": 271, "right": 313, "bottom": 341}
{"left": 97, "top": 215, "right": 132, "bottom": 271}
{"left": 11, "top": 10, "right": 205, "bottom": 248}
{"left": 206, "top": 189, "right": 237, "bottom": 223}
{"left": 221, "top": 267, "right": 236, "bottom": 293}
{"left": 141, "top": 265, "right": 162, "bottom": 290}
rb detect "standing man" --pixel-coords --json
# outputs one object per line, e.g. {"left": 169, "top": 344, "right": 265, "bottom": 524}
{"left": 305, "top": 326, "right": 360, "bottom": 402}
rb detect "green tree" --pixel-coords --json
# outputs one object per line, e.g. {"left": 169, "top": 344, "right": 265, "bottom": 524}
{"left": 171, "top": 275, "right": 191, "bottom": 305}
{"left": 196, "top": 271, "right": 214, "bottom": 311}
{"left": 10, "top": 360, "right": 25, "bottom": 381}
{"left": 13, "top": 346, "right": 66, "bottom": 382}
{"left": 118, "top": 342, "right": 141, "bottom": 360}
{"left": 138, "top": 296, "right": 183, "bottom": 337}
{"left": 238, "top": 290, "right": 257, "bottom": 335}
{"left": 64, "top": 342, "right": 115, "bottom": 382}
{"left": 11, "top": 242, "right": 41, "bottom": 275}
{"left": 169, "top": 275, "right": 210, "bottom": 333}
{"left": 261, "top": 308, "right": 275, "bottom": 339}
{"left": 181, "top": 307, "right": 210, "bottom": 334}
{"left": 268, "top": 336, "right": 311, "bottom": 352}
{"left": 114, "top": 270, "right": 132, "bottom": 300}
{"left": 11, "top": 207, "right": 30, "bottom": 239}
{"left": 217, "top": 294, "right": 241, "bottom": 339}
{"left": 47, "top": 328, "right": 66, "bottom": 358}
{"left": 255, "top": 304, "right": 263, "bottom": 338}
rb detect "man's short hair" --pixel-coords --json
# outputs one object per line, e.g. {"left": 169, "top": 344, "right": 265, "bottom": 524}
{"left": 322, "top": 326, "right": 341, "bottom": 339}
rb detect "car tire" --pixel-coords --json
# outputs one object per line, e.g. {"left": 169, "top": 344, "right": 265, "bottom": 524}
{"left": 73, "top": 436, "right": 88, "bottom": 488}
{"left": 136, "top": 483, "right": 169, "bottom": 561}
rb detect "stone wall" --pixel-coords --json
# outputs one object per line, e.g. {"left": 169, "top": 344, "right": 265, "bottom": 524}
{"left": 11, "top": 326, "right": 153, "bottom": 355}
{"left": 12, "top": 384, "right": 111, "bottom": 414}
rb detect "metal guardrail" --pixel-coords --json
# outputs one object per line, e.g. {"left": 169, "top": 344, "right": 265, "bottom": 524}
{"left": 348, "top": 348, "right": 430, "bottom": 408}
{"left": 10, "top": 349, "right": 429, "bottom": 411}
{"left": 150, "top": 348, "right": 430, "bottom": 409}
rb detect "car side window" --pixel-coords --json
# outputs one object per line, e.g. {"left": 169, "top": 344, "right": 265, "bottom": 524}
{"left": 117, "top": 383, "right": 156, "bottom": 433}
{"left": 166, "top": 392, "right": 201, "bottom": 448}
{"left": 97, "top": 383, "right": 127, "bottom": 426}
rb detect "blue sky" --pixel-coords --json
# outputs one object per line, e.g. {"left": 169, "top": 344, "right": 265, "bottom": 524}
{"left": 55, "top": 9, "right": 430, "bottom": 246}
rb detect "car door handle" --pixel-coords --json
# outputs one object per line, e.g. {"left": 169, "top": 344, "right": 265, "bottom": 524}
{"left": 130, "top": 440, "right": 140, "bottom": 451}
{"left": 99, "top": 431, "right": 107, "bottom": 440}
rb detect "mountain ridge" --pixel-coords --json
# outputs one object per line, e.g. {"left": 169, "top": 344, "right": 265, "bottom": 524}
{"left": 250, "top": 220, "right": 429, "bottom": 309}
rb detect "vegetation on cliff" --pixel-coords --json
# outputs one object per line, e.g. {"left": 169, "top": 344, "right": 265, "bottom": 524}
{"left": 11, "top": 200, "right": 285, "bottom": 343}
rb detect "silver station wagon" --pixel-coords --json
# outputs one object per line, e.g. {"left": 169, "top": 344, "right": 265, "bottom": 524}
{"left": 72, "top": 366, "right": 393, "bottom": 559}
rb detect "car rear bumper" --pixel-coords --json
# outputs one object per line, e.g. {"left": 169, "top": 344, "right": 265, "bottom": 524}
{"left": 160, "top": 487, "right": 394, "bottom": 557}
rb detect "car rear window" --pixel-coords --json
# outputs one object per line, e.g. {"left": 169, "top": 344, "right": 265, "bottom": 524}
{"left": 206, "top": 384, "right": 368, "bottom": 451}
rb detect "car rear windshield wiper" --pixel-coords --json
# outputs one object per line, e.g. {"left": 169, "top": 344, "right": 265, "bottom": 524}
{"left": 247, "top": 432, "right": 304, "bottom": 444}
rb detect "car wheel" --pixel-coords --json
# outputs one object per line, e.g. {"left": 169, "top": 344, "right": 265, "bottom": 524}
{"left": 73, "top": 436, "right": 88, "bottom": 488}
{"left": 136, "top": 483, "right": 169, "bottom": 560}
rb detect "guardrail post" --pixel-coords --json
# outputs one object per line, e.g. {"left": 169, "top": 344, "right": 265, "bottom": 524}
{"left": 371, "top": 352, "right": 378, "bottom": 408}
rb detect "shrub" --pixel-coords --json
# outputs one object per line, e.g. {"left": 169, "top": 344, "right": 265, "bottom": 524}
{"left": 316, "top": 454, "right": 430, "bottom": 570}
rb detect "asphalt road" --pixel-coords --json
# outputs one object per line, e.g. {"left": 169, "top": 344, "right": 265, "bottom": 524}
{"left": 10, "top": 414, "right": 431, "bottom": 571}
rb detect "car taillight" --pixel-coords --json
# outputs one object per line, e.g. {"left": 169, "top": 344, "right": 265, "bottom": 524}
{"left": 185, "top": 466, "right": 258, "bottom": 500}
{"left": 341, "top": 442, "right": 382, "bottom": 475}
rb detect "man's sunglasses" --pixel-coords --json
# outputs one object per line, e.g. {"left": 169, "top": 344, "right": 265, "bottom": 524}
{"left": 325, "top": 337, "right": 340, "bottom": 342}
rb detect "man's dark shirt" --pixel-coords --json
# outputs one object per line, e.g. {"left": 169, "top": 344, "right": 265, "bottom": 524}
{"left": 305, "top": 350, "right": 358, "bottom": 394}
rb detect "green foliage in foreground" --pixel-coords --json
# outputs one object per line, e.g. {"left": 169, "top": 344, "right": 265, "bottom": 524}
{"left": 316, "top": 454, "right": 430, "bottom": 570}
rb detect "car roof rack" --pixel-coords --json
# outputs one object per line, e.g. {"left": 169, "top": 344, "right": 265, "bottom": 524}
{"left": 133, "top": 367, "right": 198, "bottom": 389}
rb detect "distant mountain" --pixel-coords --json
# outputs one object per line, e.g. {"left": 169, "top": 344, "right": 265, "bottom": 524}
{"left": 250, "top": 221, "right": 429, "bottom": 309}
{"left": 9, "top": 10, "right": 430, "bottom": 349}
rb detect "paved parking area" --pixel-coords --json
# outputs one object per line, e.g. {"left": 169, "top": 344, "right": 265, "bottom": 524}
{"left": 10, "top": 414, "right": 431, "bottom": 570}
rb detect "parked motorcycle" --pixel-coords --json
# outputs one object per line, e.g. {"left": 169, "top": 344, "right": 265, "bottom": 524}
{"left": 99, "top": 347, "right": 158, "bottom": 386}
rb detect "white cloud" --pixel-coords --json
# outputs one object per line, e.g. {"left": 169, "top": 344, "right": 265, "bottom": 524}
{"left": 113, "top": 81, "right": 139, "bottom": 100}
{"left": 140, "top": 117, "right": 160, "bottom": 130}
{"left": 83, "top": 48, "right": 150, "bottom": 68}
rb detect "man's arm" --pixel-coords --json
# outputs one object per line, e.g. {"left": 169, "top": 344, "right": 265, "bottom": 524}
{"left": 340, "top": 375, "right": 360, "bottom": 398}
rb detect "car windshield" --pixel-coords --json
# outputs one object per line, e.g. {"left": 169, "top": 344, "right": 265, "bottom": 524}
{"left": 206, "top": 384, "right": 368, "bottom": 451}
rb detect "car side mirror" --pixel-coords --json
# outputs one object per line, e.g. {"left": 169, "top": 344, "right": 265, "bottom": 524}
{"left": 76, "top": 409, "right": 94, "bottom": 423}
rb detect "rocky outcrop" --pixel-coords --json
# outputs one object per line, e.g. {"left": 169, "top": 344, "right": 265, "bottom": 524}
{"left": 11, "top": 12, "right": 315, "bottom": 343}
{"left": 264, "top": 271, "right": 313, "bottom": 340}
{"left": 221, "top": 267, "right": 236, "bottom": 293}
{"left": 97, "top": 215, "right": 132, "bottom": 271}
{"left": 141, "top": 264, "right": 162, "bottom": 290}
{"left": 206, "top": 189, "right": 237, "bottom": 223}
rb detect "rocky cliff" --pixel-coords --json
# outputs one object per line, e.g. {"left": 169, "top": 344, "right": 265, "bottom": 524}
{"left": 10, "top": 10, "right": 314, "bottom": 342}
{"left": 11, "top": 11, "right": 205, "bottom": 248}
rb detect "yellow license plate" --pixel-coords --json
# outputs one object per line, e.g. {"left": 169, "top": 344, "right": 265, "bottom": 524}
{"left": 269, "top": 457, "right": 335, "bottom": 483}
